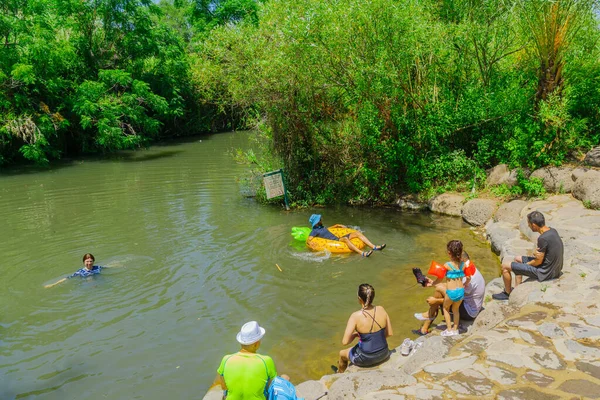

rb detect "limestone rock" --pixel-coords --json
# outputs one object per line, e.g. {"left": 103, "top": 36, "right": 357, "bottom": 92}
{"left": 538, "top": 322, "right": 566, "bottom": 338}
{"left": 423, "top": 356, "right": 477, "bottom": 378}
{"left": 462, "top": 199, "right": 498, "bottom": 226}
{"left": 326, "top": 370, "right": 416, "bottom": 399}
{"left": 444, "top": 369, "right": 494, "bottom": 396}
{"left": 396, "top": 195, "right": 427, "bottom": 210}
{"left": 485, "top": 366, "right": 517, "bottom": 385}
{"left": 429, "top": 194, "right": 464, "bottom": 217}
{"left": 296, "top": 380, "right": 327, "bottom": 400}
{"left": 572, "top": 167, "right": 589, "bottom": 181}
{"left": 584, "top": 146, "right": 600, "bottom": 166}
{"left": 530, "top": 167, "right": 575, "bottom": 193}
{"left": 486, "top": 221, "right": 519, "bottom": 254}
{"left": 572, "top": 170, "right": 600, "bottom": 209}
{"left": 401, "top": 336, "right": 450, "bottom": 375}
{"left": 493, "top": 200, "right": 527, "bottom": 224}
{"left": 486, "top": 164, "right": 510, "bottom": 186}
{"left": 576, "top": 360, "right": 600, "bottom": 380}
{"left": 497, "top": 388, "right": 560, "bottom": 400}
{"left": 202, "top": 386, "right": 223, "bottom": 400}
{"left": 522, "top": 370, "right": 554, "bottom": 387}
{"left": 559, "top": 379, "right": 600, "bottom": 399}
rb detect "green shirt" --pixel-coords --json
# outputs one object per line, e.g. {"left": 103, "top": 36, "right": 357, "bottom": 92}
{"left": 217, "top": 352, "right": 277, "bottom": 400}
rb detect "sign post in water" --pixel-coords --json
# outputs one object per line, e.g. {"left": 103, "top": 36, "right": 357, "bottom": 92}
{"left": 263, "top": 169, "right": 289, "bottom": 210}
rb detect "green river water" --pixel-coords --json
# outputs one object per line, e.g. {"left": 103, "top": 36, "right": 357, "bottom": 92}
{"left": 0, "top": 132, "right": 500, "bottom": 399}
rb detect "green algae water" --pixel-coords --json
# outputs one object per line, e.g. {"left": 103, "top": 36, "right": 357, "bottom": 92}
{"left": 0, "top": 132, "right": 500, "bottom": 399}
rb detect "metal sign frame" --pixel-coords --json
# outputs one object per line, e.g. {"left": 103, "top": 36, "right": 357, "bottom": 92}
{"left": 263, "top": 169, "right": 290, "bottom": 210}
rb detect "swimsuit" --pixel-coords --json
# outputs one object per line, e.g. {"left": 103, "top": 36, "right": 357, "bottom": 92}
{"left": 445, "top": 262, "right": 465, "bottom": 302}
{"left": 309, "top": 226, "right": 352, "bottom": 241}
{"left": 349, "top": 307, "right": 390, "bottom": 367}
{"left": 69, "top": 265, "right": 102, "bottom": 278}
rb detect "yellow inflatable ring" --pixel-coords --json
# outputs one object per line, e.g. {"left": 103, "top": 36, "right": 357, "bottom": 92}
{"left": 306, "top": 227, "right": 365, "bottom": 253}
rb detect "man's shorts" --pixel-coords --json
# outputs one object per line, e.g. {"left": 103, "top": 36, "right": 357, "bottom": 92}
{"left": 511, "top": 256, "right": 540, "bottom": 280}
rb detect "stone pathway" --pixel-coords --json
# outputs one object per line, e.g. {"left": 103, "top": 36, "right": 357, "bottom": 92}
{"left": 204, "top": 195, "right": 600, "bottom": 400}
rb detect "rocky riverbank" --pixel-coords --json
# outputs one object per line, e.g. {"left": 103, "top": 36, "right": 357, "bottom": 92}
{"left": 293, "top": 194, "right": 600, "bottom": 399}
{"left": 204, "top": 193, "right": 600, "bottom": 400}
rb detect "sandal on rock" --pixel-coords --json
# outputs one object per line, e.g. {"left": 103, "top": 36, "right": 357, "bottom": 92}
{"left": 362, "top": 250, "right": 373, "bottom": 257}
{"left": 412, "top": 329, "right": 429, "bottom": 337}
{"left": 373, "top": 244, "right": 386, "bottom": 251}
{"left": 330, "top": 365, "right": 339, "bottom": 373}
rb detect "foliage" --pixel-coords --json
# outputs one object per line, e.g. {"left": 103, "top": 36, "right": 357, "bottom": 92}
{"left": 490, "top": 169, "right": 546, "bottom": 199}
{"left": 194, "top": 0, "right": 600, "bottom": 204}
{"left": 0, "top": 0, "right": 258, "bottom": 165}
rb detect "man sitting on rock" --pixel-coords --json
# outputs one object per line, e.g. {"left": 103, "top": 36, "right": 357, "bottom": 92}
{"left": 413, "top": 251, "right": 485, "bottom": 335}
{"left": 217, "top": 321, "right": 291, "bottom": 399}
{"left": 492, "top": 211, "right": 564, "bottom": 301}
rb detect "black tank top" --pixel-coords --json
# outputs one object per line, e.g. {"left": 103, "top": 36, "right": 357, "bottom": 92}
{"left": 357, "top": 306, "right": 388, "bottom": 353}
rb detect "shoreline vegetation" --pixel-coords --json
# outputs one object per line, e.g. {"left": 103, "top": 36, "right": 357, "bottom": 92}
{"left": 1, "top": 0, "right": 599, "bottom": 208}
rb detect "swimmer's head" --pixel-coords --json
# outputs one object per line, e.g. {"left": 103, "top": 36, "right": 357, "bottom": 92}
{"left": 358, "top": 283, "right": 375, "bottom": 308}
{"left": 446, "top": 240, "right": 463, "bottom": 262}
{"left": 83, "top": 253, "right": 95, "bottom": 269}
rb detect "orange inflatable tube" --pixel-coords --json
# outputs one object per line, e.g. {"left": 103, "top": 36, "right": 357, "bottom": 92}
{"left": 306, "top": 227, "right": 365, "bottom": 253}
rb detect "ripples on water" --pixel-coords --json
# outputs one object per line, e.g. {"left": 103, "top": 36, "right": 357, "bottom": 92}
{"left": 0, "top": 133, "right": 500, "bottom": 399}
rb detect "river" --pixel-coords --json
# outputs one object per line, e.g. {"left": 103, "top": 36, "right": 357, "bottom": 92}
{"left": 0, "top": 132, "right": 500, "bottom": 399}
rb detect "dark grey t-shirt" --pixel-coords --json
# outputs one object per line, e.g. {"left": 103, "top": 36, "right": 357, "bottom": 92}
{"left": 537, "top": 228, "right": 564, "bottom": 281}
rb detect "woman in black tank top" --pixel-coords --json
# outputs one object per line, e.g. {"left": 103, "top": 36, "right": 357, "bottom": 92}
{"left": 335, "top": 284, "right": 393, "bottom": 373}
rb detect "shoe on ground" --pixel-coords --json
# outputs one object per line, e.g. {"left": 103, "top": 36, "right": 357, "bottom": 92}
{"left": 441, "top": 329, "right": 459, "bottom": 337}
{"left": 411, "top": 329, "right": 429, "bottom": 336}
{"left": 412, "top": 268, "right": 428, "bottom": 287}
{"left": 414, "top": 312, "right": 434, "bottom": 321}
{"left": 492, "top": 290, "right": 510, "bottom": 301}
{"left": 401, "top": 338, "right": 414, "bottom": 356}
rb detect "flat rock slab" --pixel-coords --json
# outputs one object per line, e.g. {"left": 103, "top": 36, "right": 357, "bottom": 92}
{"left": 484, "top": 366, "right": 517, "bottom": 386}
{"left": 559, "top": 379, "right": 600, "bottom": 399}
{"left": 569, "top": 323, "right": 600, "bottom": 339}
{"left": 494, "top": 200, "right": 527, "bottom": 224}
{"left": 522, "top": 370, "right": 555, "bottom": 387}
{"left": 327, "top": 370, "right": 416, "bottom": 399}
{"left": 444, "top": 370, "right": 494, "bottom": 396}
{"left": 296, "top": 380, "right": 328, "bottom": 400}
{"left": 576, "top": 360, "right": 600, "bottom": 380}
{"left": 423, "top": 356, "right": 477, "bottom": 377}
{"left": 585, "top": 315, "right": 600, "bottom": 327}
{"left": 497, "top": 388, "right": 560, "bottom": 400}
{"left": 538, "top": 322, "right": 566, "bottom": 338}
{"left": 566, "top": 339, "right": 600, "bottom": 359}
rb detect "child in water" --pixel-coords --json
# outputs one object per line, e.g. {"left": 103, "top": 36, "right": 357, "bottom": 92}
{"left": 441, "top": 240, "right": 470, "bottom": 337}
{"left": 44, "top": 253, "right": 102, "bottom": 288}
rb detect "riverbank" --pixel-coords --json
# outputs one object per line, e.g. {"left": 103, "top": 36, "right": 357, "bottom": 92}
{"left": 204, "top": 193, "right": 600, "bottom": 399}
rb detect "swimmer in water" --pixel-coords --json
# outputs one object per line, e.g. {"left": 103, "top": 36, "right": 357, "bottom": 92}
{"left": 45, "top": 253, "right": 105, "bottom": 288}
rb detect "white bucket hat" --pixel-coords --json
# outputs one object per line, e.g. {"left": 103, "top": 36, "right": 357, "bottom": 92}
{"left": 236, "top": 321, "right": 266, "bottom": 345}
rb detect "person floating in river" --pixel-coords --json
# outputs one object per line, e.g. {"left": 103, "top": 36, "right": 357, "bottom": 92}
{"left": 334, "top": 283, "right": 393, "bottom": 373}
{"left": 307, "top": 214, "right": 386, "bottom": 257}
{"left": 45, "top": 253, "right": 103, "bottom": 288}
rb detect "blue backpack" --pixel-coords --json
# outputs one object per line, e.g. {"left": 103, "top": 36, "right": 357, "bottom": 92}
{"left": 267, "top": 377, "right": 303, "bottom": 400}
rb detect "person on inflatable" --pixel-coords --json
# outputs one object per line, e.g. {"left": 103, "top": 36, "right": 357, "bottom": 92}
{"left": 307, "top": 214, "right": 386, "bottom": 257}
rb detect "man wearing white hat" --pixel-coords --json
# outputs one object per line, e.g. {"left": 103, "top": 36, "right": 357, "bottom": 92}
{"left": 217, "top": 321, "right": 277, "bottom": 400}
